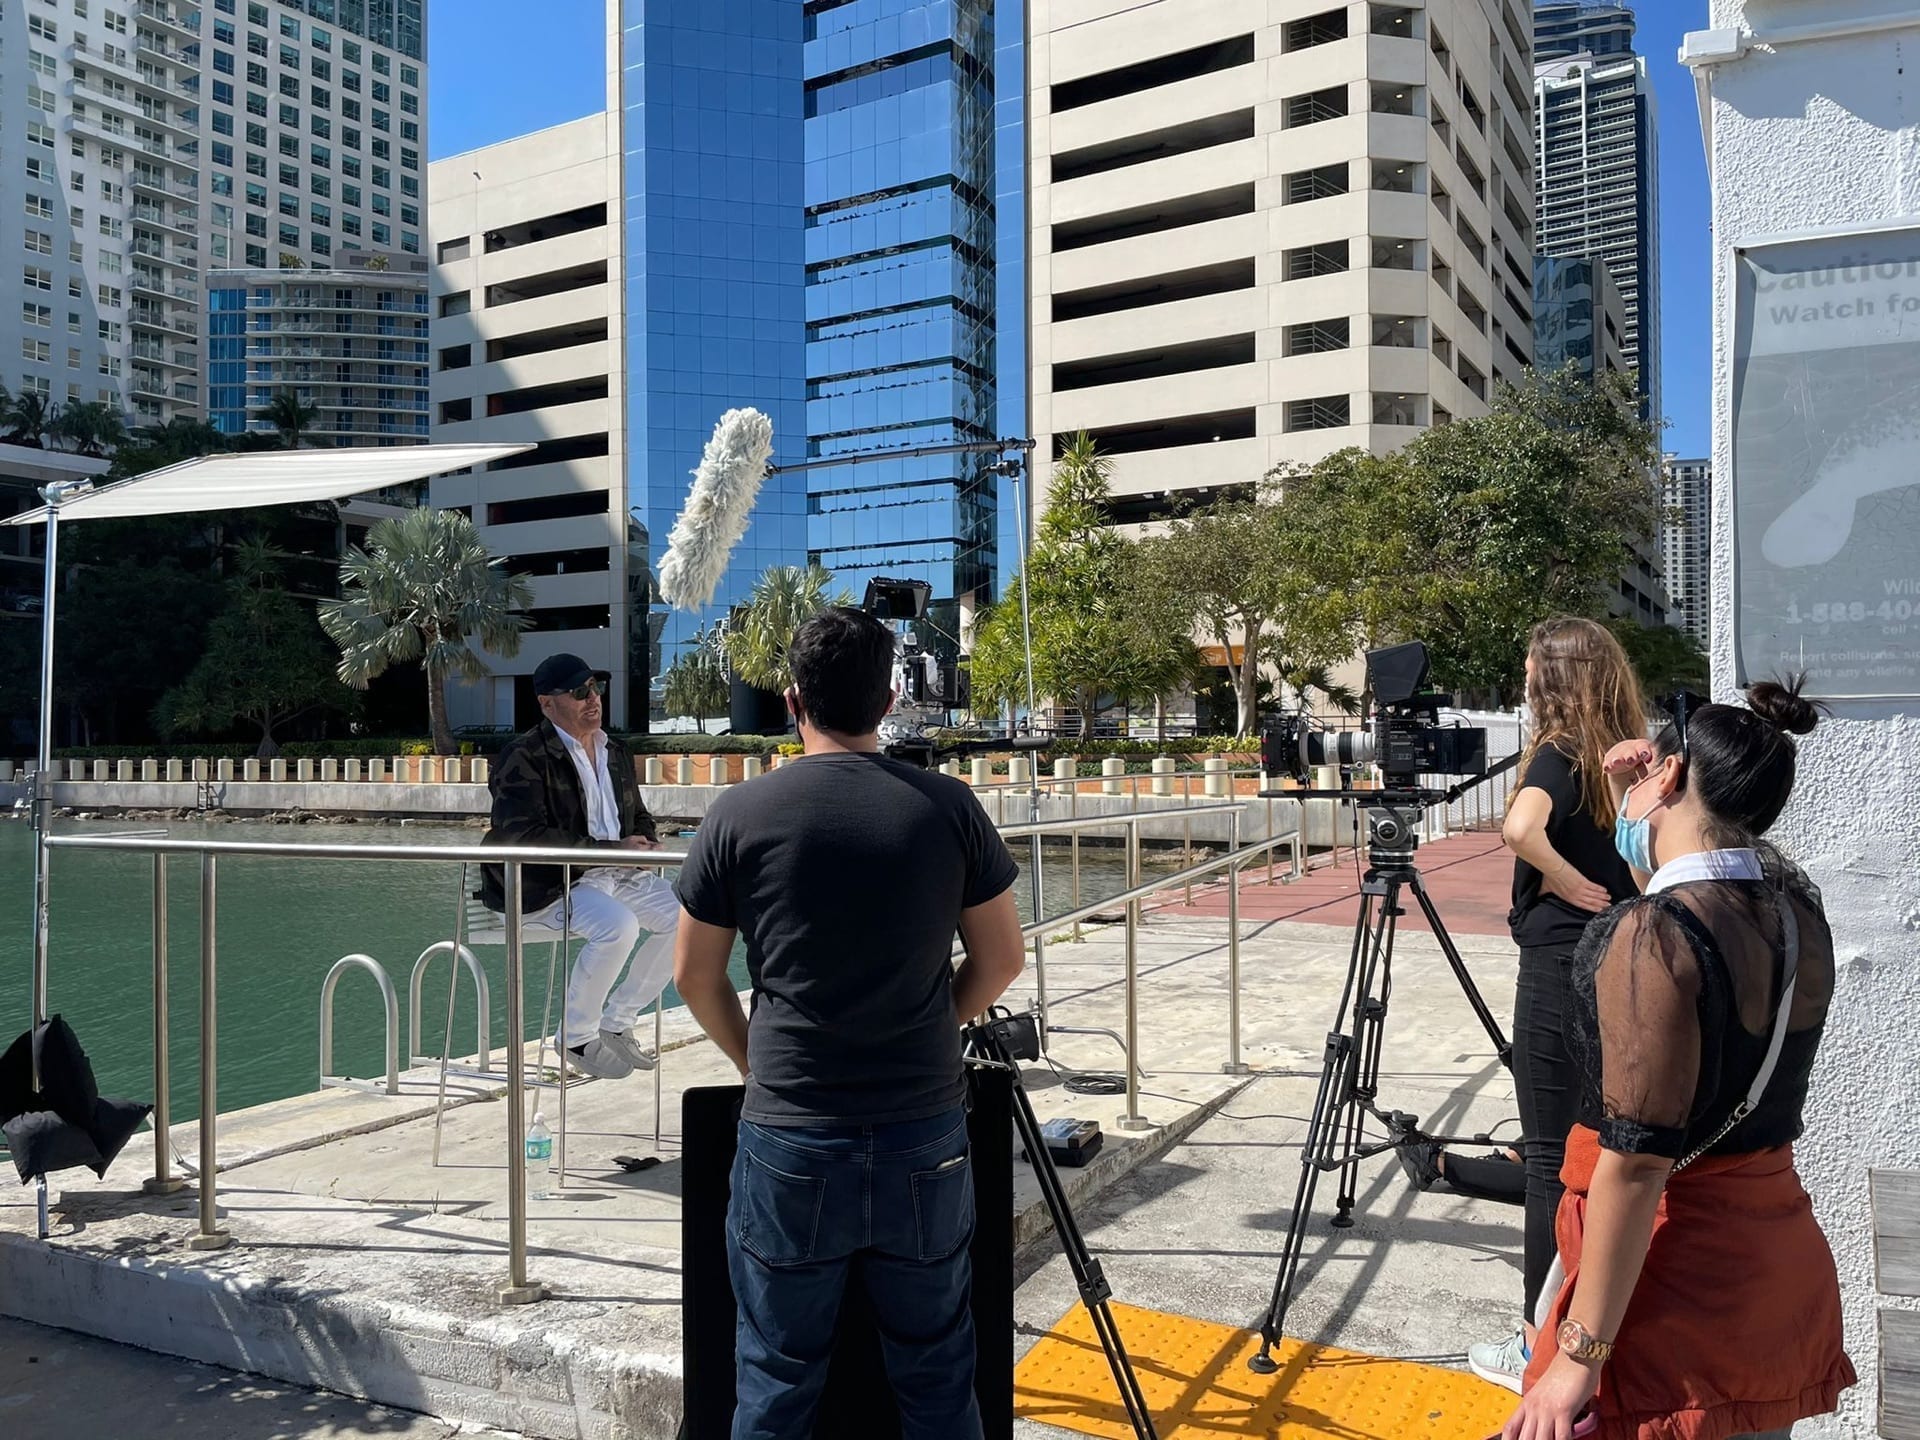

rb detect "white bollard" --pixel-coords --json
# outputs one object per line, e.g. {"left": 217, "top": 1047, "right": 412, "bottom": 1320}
{"left": 1053, "top": 757, "right": 1077, "bottom": 789}
{"left": 1008, "top": 756, "right": 1029, "bottom": 786}
{"left": 142, "top": 759, "right": 159, "bottom": 781}
{"left": 676, "top": 756, "right": 694, "bottom": 786}
{"left": 320, "top": 759, "right": 338, "bottom": 782}
{"left": 369, "top": 758, "right": 386, "bottom": 782}
{"left": 168, "top": 760, "right": 185, "bottom": 782}
{"left": 742, "top": 756, "right": 763, "bottom": 781}
{"left": 1205, "top": 756, "right": 1229, "bottom": 798}
{"left": 708, "top": 756, "right": 726, "bottom": 786}
{"left": 93, "top": 760, "right": 110, "bottom": 782}
{"left": 1103, "top": 756, "right": 1125, "bottom": 795}
{"left": 269, "top": 758, "right": 287, "bottom": 783}
{"left": 297, "top": 758, "right": 314, "bottom": 782}
{"left": 644, "top": 756, "right": 663, "bottom": 786}
{"left": 345, "top": 758, "right": 362, "bottom": 782}
{"left": 115, "top": 760, "right": 133, "bottom": 782}
{"left": 1151, "top": 756, "right": 1175, "bottom": 797}
{"left": 970, "top": 758, "right": 991, "bottom": 787}
{"left": 472, "top": 757, "right": 489, "bottom": 784}
{"left": 941, "top": 760, "right": 961, "bottom": 778}
{"left": 217, "top": 759, "right": 235, "bottom": 782}
{"left": 243, "top": 759, "right": 261, "bottom": 782}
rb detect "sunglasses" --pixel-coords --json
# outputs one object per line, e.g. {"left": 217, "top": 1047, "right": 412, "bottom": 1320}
{"left": 555, "top": 679, "right": 603, "bottom": 701}
{"left": 1665, "top": 689, "right": 1706, "bottom": 765}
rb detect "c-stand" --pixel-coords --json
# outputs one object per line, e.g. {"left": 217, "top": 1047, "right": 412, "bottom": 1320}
{"left": 965, "top": 1009, "right": 1159, "bottom": 1440}
{"left": 1244, "top": 773, "right": 1515, "bottom": 1374}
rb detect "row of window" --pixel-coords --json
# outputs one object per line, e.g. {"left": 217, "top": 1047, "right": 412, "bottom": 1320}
{"left": 6, "top": 372, "right": 125, "bottom": 408}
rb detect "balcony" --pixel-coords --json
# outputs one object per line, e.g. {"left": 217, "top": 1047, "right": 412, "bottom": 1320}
{"left": 134, "top": 1, "right": 200, "bottom": 42}
{"left": 129, "top": 240, "right": 199, "bottom": 272}
{"left": 131, "top": 341, "right": 199, "bottom": 370}
{"left": 130, "top": 308, "right": 197, "bottom": 338}
{"left": 129, "top": 171, "right": 199, "bottom": 202}
{"left": 131, "top": 203, "right": 199, "bottom": 237}
{"left": 72, "top": 40, "right": 198, "bottom": 95}
{"left": 133, "top": 34, "right": 199, "bottom": 70}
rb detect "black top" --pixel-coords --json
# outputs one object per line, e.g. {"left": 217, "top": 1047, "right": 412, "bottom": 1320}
{"left": 479, "top": 721, "right": 657, "bottom": 914}
{"left": 1569, "top": 857, "right": 1835, "bottom": 1161}
{"left": 675, "top": 751, "right": 1019, "bottom": 1128}
{"left": 1507, "top": 742, "right": 1638, "bottom": 949}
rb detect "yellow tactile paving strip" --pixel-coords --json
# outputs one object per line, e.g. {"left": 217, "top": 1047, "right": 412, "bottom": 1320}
{"left": 1014, "top": 1301, "right": 1515, "bottom": 1439}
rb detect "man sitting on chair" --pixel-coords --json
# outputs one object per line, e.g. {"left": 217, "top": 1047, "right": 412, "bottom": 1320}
{"left": 481, "top": 652, "right": 679, "bottom": 1080}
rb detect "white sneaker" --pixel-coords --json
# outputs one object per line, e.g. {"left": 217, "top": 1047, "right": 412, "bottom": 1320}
{"left": 561, "top": 1036, "right": 633, "bottom": 1080}
{"left": 598, "top": 1027, "right": 658, "bottom": 1072}
{"left": 1467, "top": 1329, "right": 1531, "bottom": 1393}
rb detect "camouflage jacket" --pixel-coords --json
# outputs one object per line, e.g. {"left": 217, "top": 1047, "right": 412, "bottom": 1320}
{"left": 479, "top": 720, "right": 658, "bottom": 914}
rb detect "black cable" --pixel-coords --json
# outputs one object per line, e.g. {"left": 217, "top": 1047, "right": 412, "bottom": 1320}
{"left": 1041, "top": 1052, "right": 1126, "bottom": 1096}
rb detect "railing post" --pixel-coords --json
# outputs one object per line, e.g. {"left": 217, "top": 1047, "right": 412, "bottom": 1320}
{"left": 499, "top": 860, "right": 545, "bottom": 1305}
{"left": 1225, "top": 811, "right": 1249, "bottom": 1075}
{"left": 144, "top": 853, "right": 184, "bottom": 1195}
{"left": 187, "top": 852, "right": 230, "bottom": 1250}
{"left": 1117, "top": 820, "right": 1151, "bottom": 1132}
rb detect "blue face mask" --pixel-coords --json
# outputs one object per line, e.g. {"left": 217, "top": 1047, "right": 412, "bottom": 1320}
{"left": 1614, "top": 776, "right": 1660, "bottom": 872}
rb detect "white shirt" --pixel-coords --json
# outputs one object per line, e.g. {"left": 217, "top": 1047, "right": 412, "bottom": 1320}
{"left": 556, "top": 726, "right": 622, "bottom": 842}
{"left": 1646, "top": 847, "right": 1763, "bottom": 894}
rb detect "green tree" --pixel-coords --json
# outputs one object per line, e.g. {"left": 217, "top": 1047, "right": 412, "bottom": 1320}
{"left": 50, "top": 401, "right": 128, "bottom": 457}
{"left": 970, "top": 435, "right": 1193, "bottom": 737}
{"left": 257, "top": 393, "right": 319, "bottom": 448}
{"left": 1608, "top": 619, "right": 1708, "bottom": 697}
{"left": 154, "top": 542, "right": 354, "bottom": 755}
{"left": 3, "top": 390, "right": 59, "bottom": 449}
{"left": 319, "top": 507, "right": 534, "bottom": 755}
{"left": 1276, "top": 366, "right": 1662, "bottom": 700}
{"left": 725, "top": 564, "right": 853, "bottom": 695}
{"left": 662, "top": 625, "right": 730, "bottom": 728}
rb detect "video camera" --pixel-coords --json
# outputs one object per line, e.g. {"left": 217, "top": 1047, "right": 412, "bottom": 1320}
{"left": 1261, "top": 642, "right": 1488, "bottom": 793}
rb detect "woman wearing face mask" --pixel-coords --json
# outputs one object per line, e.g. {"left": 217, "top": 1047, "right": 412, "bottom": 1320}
{"left": 1501, "top": 678, "right": 1854, "bottom": 1440}
{"left": 1414, "top": 618, "right": 1645, "bottom": 1392}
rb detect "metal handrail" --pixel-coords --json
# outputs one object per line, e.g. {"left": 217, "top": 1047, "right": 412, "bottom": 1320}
{"left": 319, "top": 954, "right": 400, "bottom": 1096}
{"left": 41, "top": 805, "right": 1295, "bottom": 1300}
{"left": 407, "top": 942, "right": 490, "bottom": 1073}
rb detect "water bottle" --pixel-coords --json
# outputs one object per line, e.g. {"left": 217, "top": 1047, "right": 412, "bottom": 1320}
{"left": 526, "top": 1112, "right": 554, "bottom": 1199}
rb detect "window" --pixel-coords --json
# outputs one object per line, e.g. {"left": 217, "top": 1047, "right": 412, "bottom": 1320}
{"left": 248, "top": 30, "right": 268, "bottom": 57}
{"left": 373, "top": 166, "right": 391, "bottom": 189}
{"left": 246, "top": 152, "right": 268, "bottom": 177}
{"left": 98, "top": 285, "right": 122, "bottom": 309}
{"left": 343, "top": 156, "right": 362, "bottom": 180}
{"left": 311, "top": 174, "right": 332, "bottom": 198}
{"left": 23, "top": 266, "right": 53, "bottom": 292}
{"left": 28, "top": 15, "right": 58, "bottom": 40}
{"left": 214, "top": 112, "right": 235, "bottom": 137}
{"left": 342, "top": 183, "right": 362, "bottom": 206}
{"left": 313, "top": 86, "right": 332, "bottom": 111}
{"left": 401, "top": 232, "right": 419, "bottom": 255}
{"left": 213, "top": 202, "right": 234, "bottom": 229}
{"left": 28, "top": 85, "right": 57, "bottom": 115}
{"left": 248, "top": 90, "right": 268, "bottom": 116}
{"left": 23, "top": 230, "right": 53, "bottom": 256}
{"left": 67, "top": 349, "right": 83, "bottom": 372}
{"left": 248, "top": 2, "right": 267, "bottom": 23}
{"left": 401, "top": 120, "right": 419, "bottom": 143}
{"left": 1285, "top": 395, "right": 1350, "bottom": 431}
{"left": 246, "top": 213, "right": 266, "bottom": 237}
{"left": 1284, "top": 8, "right": 1346, "bottom": 49}
{"left": 279, "top": 162, "right": 299, "bottom": 186}
{"left": 280, "top": 74, "right": 300, "bottom": 98}
{"left": 371, "top": 222, "right": 391, "bottom": 246}
{"left": 279, "top": 43, "right": 299, "bottom": 69}
{"left": 70, "top": 312, "right": 85, "bottom": 334}
{"left": 245, "top": 243, "right": 267, "bottom": 266}
{"left": 438, "top": 237, "right": 471, "bottom": 264}
{"left": 343, "top": 68, "right": 362, "bottom": 93}
{"left": 373, "top": 52, "right": 391, "bottom": 76}
{"left": 29, "top": 49, "right": 60, "bottom": 78}
{"left": 280, "top": 13, "right": 300, "bottom": 38}
{"left": 22, "top": 339, "right": 53, "bottom": 365}
{"left": 312, "top": 116, "right": 332, "bottom": 140}
{"left": 1371, "top": 238, "right": 1424, "bottom": 271}
{"left": 372, "top": 109, "right": 391, "bottom": 133}
{"left": 279, "top": 103, "right": 300, "bottom": 128}
{"left": 1371, "top": 160, "right": 1423, "bottom": 194}
{"left": 373, "top": 138, "right": 391, "bottom": 161}
{"left": 26, "top": 157, "right": 52, "bottom": 185}
{"left": 312, "top": 57, "right": 331, "bottom": 81}
{"left": 312, "top": 143, "right": 332, "bottom": 169}
{"left": 400, "top": 147, "right": 418, "bottom": 172}
{"left": 213, "top": 173, "right": 235, "bottom": 197}
{"left": 248, "top": 60, "right": 267, "bottom": 85}
{"left": 1371, "top": 316, "right": 1423, "bottom": 348}
{"left": 372, "top": 193, "right": 391, "bottom": 216}
{"left": 311, "top": 234, "right": 331, "bottom": 257}
{"left": 1431, "top": 326, "right": 1454, "bottom": 366}
{"left": 400, "top": 175, "right": 419, "bottom": 199}
{"left": 215, "top": 18, "right": 235, "bottom": 42}
{"left": 24, "top": 193, "right": 54, "bottom": 221}
{"left": 310, "top": 202, "right": 331, "bottom": 226}
{"left": 342, "top": 212, "right": 362, "bottom": 237}
{"left": 278, "top": 221, "right": 300, "bottom": 246}
{"left": 213, "top": 81, "right": 235, "bottom": 107}
{"left": 1372, "top": 393, "right": 1425, "bottom": 427}
{"left": 214, "top": 48, "right": 236, "bottom": 74}
{"left": 400, "top": 204, "right": 418, "bottom": 227}
{"left": 22, "top": 303, "right": 52, "bottom": 328}
{"left": 313, "top": 25, "right": 331, "bottom": 51}
{"left": 279, "top": 193, "right": 299, "bottom": 217}
{"left": 1284, "top": 318, "right": 1350, "bottom": 355}
{"left": 1370, "top": 4, "right": 1418, "bottom": 37}
{"left": 246, "top": 122, "right": 267, "bottom": 147}
{"left": 439, "top": 398, "right": 473, "bottom": 424}
{"left": 401, "top": 91, "right": 418, "bottom": 116}
{"left": 1284, "top": 164, "right": 1348, "bottom": 204}
{"left": 1371, "top": 82, "right": 1420, "bottom": 117}
{"left": 28, "top": 121, "right": 57, "bottom": 151}
{"left": 401, "top": 63, "right": 419, "bottom": 87}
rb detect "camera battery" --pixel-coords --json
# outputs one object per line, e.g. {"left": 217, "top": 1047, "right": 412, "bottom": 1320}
{"left": 1039, "top": 1117, "right": 1103, "bottom": 1168}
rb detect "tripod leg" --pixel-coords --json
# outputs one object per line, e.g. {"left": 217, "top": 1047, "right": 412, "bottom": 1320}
{"left": 1407, "top": 871, "right": 1513, "bottom": 1066}
{"left": 1333, "top": 877, "right": 1397, "bottom": 1226}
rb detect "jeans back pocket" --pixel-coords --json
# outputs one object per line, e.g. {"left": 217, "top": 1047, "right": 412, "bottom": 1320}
{"left": 735, "top": 1146, "right": 826, "bottom": 1268}
{"left": 909, "top": 1148, "right": 975, "bottom": 1262}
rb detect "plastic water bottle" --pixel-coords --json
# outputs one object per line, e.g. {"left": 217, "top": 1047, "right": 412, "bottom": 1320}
{"left": 526, "top": 1112, "right": 554, "bottom": 1199}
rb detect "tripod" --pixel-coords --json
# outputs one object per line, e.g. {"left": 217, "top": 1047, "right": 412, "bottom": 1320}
{"left": 965, "top": 1010, "right": 1159, "bottom": 1440}
{"left": 1247, "top": 811, "right": 1512, "bottom": 1374}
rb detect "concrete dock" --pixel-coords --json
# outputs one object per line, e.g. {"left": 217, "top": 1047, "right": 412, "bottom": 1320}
{"left": 0, "top": 838, "right": 1528, "bottom": 1439}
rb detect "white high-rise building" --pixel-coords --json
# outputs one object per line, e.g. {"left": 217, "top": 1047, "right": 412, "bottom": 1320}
{"left": 427, "top": 115, "right": 630, "bottom": 732}
{"left": 0, "top": 0, "right": 424, "bottom": 432}
{"left": 1027, "top": 0, "right": 1538, "bottom": 526}
{"left": 1662, "top": 454, "right": 1710, "bottom": 646}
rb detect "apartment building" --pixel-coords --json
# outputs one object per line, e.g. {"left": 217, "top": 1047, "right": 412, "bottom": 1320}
{"left": 1532, "top": 251, "right": 1625, "bottom": 383}
{"left": 428, "top": 115, "right": 630, "bottom": 732}
{"left": 1, "top": 0, "right": 423, "bottom": 431}
{"left": 1533, "top": 2, "right": 1659, "bottom": 417}
{"left": 205, "top": 247, "right": 427, "bottom": 445}
{"left": 1662, "top": 455, "right": 1710, "bottom": 647}
{"left": 1026, "top": 0, "right": 1538, "bottom": 526}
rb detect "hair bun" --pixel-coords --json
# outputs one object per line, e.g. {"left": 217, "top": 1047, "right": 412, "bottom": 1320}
{"left": 1747, "top": 675, "right": 1822, "bottom": 736}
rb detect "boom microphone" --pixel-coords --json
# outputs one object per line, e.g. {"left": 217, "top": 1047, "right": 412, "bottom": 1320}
{"left": 657, "top": 408, "right": 775, "bottom": 610}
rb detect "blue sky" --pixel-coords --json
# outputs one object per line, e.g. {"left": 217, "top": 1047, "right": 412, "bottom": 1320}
{"left": 426, "top": 2, "right": 1713, "bottom": 458}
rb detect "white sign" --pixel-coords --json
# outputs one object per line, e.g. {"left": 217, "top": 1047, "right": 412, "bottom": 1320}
{"left": 1732, "top": 229, "right": 1920, "bottom": 698}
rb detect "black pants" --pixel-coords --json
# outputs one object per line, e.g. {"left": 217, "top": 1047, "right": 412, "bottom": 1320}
{"left": 1513, "top": 941, "right": 1582, "bottom": 1320}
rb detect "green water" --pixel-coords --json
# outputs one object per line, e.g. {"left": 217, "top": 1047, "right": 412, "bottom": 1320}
{"left": 0, "top": 818, "right": 1126, "bottom": 1122}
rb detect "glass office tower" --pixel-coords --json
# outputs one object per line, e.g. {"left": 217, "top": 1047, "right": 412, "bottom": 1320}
{"left": 618, "top": 3, "right": 811, "bottom": 720}
{"left": 801, "top": 0, "right": 1007, "bottom": 654}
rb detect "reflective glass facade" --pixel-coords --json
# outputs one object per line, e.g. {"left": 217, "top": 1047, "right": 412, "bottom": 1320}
{"left": 275, "top": 0, "right": 426, "bottom": 60}
{"left": 620, "top": 3, "right": 810, "bottom": 711}
{"left": 802, "top": 0, "right": 1006, "bottom": 649}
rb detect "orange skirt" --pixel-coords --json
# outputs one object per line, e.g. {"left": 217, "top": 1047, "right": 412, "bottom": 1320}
{"left": 1522, "top": 1125, "right": 1855, "bottom": 1440}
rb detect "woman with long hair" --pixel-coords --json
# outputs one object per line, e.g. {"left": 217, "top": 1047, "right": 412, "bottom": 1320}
{"left": 1459, "top": 618, "right": 1648, "bottom": 1390}
{"left": 1503, "top": 678, "right": 1853, "bottom": 1439}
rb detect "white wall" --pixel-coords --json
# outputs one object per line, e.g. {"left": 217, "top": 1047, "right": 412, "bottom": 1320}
{"left": 1696, "top": 6, "right": 1920, "bottom": 1434}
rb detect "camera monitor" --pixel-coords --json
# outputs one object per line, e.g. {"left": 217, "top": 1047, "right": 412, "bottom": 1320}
{"left": 862, "top": 577, "right": 932, "bottom": 621}
{"left": 1366, "top": 641, "right": 1431, "bottom": 707}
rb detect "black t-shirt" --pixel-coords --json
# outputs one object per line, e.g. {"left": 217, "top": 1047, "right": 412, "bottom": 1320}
{"left": 675, "top": 751, "right": 1020, "bottom": 1127}
{"left": 1507, "top": 742, "right": 1637, "bottom": 950}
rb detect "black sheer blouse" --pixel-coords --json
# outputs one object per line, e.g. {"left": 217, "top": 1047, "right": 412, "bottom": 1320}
{"left": 1568, "top": 852, "right": 1835, "bottom": 1161}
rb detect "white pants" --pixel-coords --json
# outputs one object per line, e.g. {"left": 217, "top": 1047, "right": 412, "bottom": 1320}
{"left": 529, "top": 867, "right": 680, "bottom": 1050}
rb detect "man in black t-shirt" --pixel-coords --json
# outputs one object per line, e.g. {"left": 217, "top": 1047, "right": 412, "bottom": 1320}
{"left": 674, "top": 606, "right": 1026, "bottom": 1440}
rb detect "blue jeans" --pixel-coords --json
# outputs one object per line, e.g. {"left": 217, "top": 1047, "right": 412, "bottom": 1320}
{"left": 727, "top": 1106, "right": 982, "bottom": 1440}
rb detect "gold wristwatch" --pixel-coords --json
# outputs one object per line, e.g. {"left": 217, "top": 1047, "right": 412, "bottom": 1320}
{"left": 1557, "top": 1318, "right": 1615, "bottom": 1365}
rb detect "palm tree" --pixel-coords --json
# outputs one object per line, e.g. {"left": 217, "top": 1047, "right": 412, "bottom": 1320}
{"left": 2, "top": 390, "right": 59, "bottom": 449}
{"left": 725, "top": 564, "right": 853, "bottom": 695}
{"left": 257, "top": 393, "right": 319, "bottom": 448}
{"left": 51, "top": 401, "right": 129, "bottom": 458}
{"left": 318, "top": 507, "right": 535, "bottom": 754}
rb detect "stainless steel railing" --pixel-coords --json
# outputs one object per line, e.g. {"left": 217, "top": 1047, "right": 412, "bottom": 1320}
{"left": 42, "top": 803, "right": 1300, "bottom": 1302}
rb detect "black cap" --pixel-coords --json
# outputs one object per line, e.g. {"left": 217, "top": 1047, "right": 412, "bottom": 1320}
{"left": 532, "top": 653, "right": 611, "bottom": 695}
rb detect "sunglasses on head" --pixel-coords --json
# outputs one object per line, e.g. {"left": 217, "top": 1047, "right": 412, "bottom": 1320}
{"left": 1664, "top": 689, "right": 1706, "bottom": 764}
{"left": 557, "top": 679, "right": 603, "bottom": 701}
